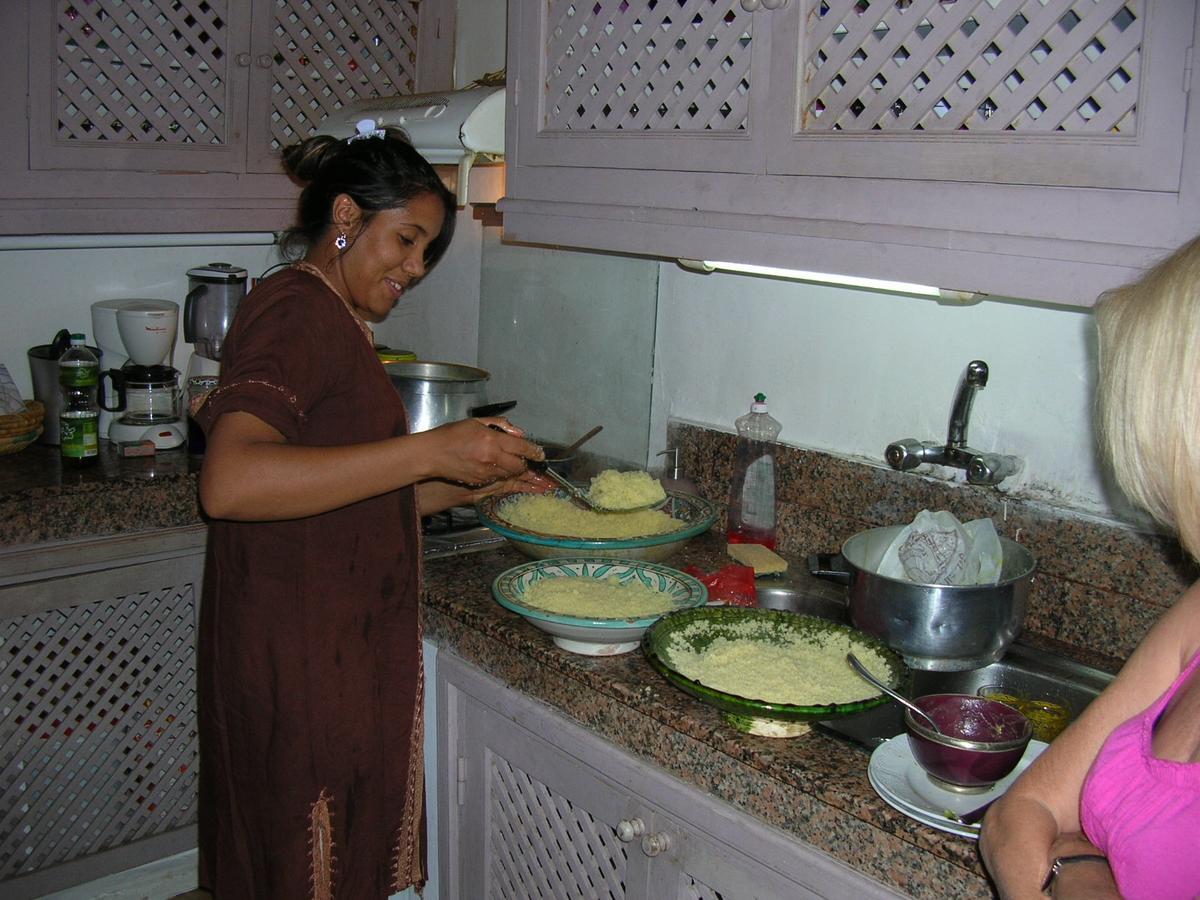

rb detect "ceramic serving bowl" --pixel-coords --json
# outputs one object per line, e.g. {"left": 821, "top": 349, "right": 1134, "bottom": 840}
{"left": 491, "top": 556, "right": 707, "bottom": 655}
{"left": 905, "top": 693, "right": 1033, "bottom": 793}
{"left": 643, "top": 607, "right": 906, "bottom": 737}
{"left": 477, "top": 489, "right": 717, "bottom": 563}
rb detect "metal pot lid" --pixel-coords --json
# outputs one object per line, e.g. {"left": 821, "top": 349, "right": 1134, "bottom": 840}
{"left": 384, "top": 360, "right": 490, "bottom": 383}
{"left": 187, "top": 262, "right": 248, "bottom": 282}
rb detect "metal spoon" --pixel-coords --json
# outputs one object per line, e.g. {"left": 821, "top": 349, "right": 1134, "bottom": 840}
{"left": 846, "top": 652, "right": 943, "bottom": 734}
{"left": 529, "top": 459, "right": 601, "bottom": 510}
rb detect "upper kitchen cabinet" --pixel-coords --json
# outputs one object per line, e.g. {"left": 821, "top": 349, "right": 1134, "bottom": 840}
{"left": 500, "top": 0, "right": 1200, "bottom": 306}
{"left": 0, "top": 0, "right": 453, "bottom": 235}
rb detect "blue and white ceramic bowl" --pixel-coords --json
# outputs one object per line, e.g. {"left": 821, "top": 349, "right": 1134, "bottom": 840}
{"left": 492, "top": 557, "right": 708, "bottom": 655}
{"left": 477, "top": 489, "right": 717, "bottom": 563}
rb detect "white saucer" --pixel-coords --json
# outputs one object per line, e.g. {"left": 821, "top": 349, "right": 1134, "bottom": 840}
{"left": 867, "top": 734, "right": 1049, "bottom": 839}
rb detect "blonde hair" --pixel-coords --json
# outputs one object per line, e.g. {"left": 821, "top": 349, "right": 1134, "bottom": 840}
{"left": 1095, "top": 234, "right": 1200, "bottom": 558}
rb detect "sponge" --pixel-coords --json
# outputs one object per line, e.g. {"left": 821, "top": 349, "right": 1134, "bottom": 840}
{"left": 726, "top": 543, "right": 788, "bottom": 575}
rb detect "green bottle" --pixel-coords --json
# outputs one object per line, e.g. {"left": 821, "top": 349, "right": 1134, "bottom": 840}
{"left": 59, "top": 333, "right": 100, "bottom": 466}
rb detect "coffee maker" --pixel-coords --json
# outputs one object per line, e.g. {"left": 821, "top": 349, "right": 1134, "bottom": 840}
{"left": 183, "top": 262, "right": 248, "bottom": 381}
{"left": 91, "top": 299, "right": 186, "bottom": 449}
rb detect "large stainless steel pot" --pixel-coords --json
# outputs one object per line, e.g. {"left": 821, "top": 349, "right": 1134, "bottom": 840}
{"left": 810, "top": 524, "right": 1036, "bottom": 672}
{"left": 383, "top": 360, "right": 515, "bottom": 433}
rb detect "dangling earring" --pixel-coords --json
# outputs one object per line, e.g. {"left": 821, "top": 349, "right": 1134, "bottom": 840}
{"left": 334, "top": 232, "right": 348, "bottom": 251}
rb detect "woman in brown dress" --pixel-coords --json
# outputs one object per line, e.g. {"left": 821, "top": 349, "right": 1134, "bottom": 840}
{"left": 194, "top": 126, "right": 546, "bottom": 898}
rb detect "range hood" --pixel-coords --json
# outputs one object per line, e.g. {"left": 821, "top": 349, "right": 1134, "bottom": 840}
{"left": 318, "top": 86, "right": 505, "bottom": 205}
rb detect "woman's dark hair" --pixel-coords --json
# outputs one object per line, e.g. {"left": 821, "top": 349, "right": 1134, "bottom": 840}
{"left": 278, "top": 126, "right": 457, "bottom": 269}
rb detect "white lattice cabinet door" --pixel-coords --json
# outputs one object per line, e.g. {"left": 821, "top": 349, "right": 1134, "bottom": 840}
{"left": 766, "top": 0, "right": 1193, "bottom": 190}
{"left": 28, "top": 0, "right": 254, "bottom": 173}
{"left": 244, "top": 0, "right": 438, "bottom": 172}
{"left": 26, "top": 0, "right": 448, "bottom": 176}
{"left": 511, "top": 0, "right": 772, "bottom": 173}
{"left": 443, "top": 675, "right": 651, "bottom": 897}
{"left": 438, "top": 652, "right": 907, "bottom": 900}
{"left": 0, "top": 527, "right": 206, "bottom": 900}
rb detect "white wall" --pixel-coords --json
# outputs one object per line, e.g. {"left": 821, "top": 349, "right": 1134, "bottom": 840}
{"left": 372, "top": 211, "right": 484, "bottom": 365}
{"left": 0, "top": 237, "right": 281, "bottom": 399}
{"left": 453, "top": 0, "right": 506, "bottom": 88}
{"left": 650, "top": 264, "right": 1128, "bottom": 521}
{"left": 0, "top": 211, "right": 484, "bottom": 404}
{"left": 477, "top": 231, "right": 658, "bottom": 464}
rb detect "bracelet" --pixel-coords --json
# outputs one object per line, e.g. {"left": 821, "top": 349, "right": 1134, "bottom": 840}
{"left": 1041, "top": 854, "right": 1108, "bottom": 893}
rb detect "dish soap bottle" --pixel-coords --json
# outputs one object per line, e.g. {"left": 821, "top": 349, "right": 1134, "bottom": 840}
{"left": 726, "top": 392, "right": 781, "bottom": 549}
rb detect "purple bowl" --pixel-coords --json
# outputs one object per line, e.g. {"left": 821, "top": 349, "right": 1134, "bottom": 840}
{"left": 905, "top": 693, "right": 1033, "bottom": 792}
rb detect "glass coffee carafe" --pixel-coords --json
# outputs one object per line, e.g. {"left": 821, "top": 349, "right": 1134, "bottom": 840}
{"left": 100, "top": 362, "right": 187, "bottom": 449}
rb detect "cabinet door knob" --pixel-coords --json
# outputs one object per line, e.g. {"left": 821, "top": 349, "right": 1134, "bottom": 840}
{"left": 762, "top": 0, "right": 790, "bottom": 8}
{"left": 255, "top": 54, "right": 273, "bottom": 69}
{"left": 615, "top": 818, "right": 645, "bottom": 842}
{"left": 641, "top": 832, "right": 671, "bottom": 857}
{"left": 235, "top": 53, "right": 252, "bottom": 67}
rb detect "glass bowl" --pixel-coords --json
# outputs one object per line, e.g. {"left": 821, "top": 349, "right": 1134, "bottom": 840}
{"left": 477, "top": 489, "right": 717, "bottom": 563}
{"left": 642, "top": 606, "right": 906, "bottom": 737}
{"left": 491, "top": 556, "right": 708, "bottom": 655}
{"left": 905, "top": 693, "right": 1034, "bottom": 793}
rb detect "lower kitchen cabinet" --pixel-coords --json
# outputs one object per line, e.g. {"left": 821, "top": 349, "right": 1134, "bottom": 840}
{"left": 436, "top": 651, "right": 905, "bottom": 900}
{"left": 0, "top": 526, "right": 207, "bottom": 900}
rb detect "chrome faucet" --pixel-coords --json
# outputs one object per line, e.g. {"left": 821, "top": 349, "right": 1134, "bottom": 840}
{"left": 885, "top": 360, "right": 1021, "bottom": 486}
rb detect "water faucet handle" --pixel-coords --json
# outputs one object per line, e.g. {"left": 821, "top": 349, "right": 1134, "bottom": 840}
{"left": 966, "top": 452, "right": 1021, "bottom": 486}
{"left": 885, "top": 439, "right": 944, "bottom": 471}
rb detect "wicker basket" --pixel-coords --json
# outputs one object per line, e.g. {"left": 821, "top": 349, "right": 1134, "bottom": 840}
{"left": 0, "top": 400, "right": 45, "bottom": 455}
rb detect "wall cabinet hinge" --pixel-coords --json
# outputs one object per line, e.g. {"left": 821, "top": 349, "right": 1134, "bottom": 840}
{"left": 456, "top": 756, "right": 467, "bottom": 806}
{"left": 1185, "top": 45, "right": 1195, "bottom": 93}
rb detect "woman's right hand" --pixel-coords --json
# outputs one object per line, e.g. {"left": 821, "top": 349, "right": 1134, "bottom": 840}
{"left": 418, "top": 417, "right": 544, "bottom": 486}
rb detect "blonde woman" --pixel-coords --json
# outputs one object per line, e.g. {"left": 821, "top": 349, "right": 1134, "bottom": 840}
{"left": 979, "top": 236, "right": 1200, "bottom": 899}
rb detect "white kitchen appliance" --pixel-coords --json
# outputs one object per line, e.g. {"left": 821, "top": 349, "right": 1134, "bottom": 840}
{"left": 183, "top": 262, "right": 248, "bottom": 382}
{"left": 318, "top": 85, "right": 504, "bottom": 204}
{"left": 91, "top": 299, "right": 186, "bottom": 449}
{"left": 92, "top": 299, "right": 179, "bottom": 438}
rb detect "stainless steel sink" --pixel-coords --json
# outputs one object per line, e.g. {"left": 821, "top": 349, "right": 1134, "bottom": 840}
{"left": 754, "top": 578, "right": 1114, "bottom": 748}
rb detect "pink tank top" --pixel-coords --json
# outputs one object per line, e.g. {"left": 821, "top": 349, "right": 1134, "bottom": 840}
{"left": 1080, "top": 650, "right": 1200, "bottom": 899}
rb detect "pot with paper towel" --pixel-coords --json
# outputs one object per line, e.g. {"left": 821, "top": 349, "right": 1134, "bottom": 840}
{"left": 809, "top": 518, "right": 1036, "bottom": 672}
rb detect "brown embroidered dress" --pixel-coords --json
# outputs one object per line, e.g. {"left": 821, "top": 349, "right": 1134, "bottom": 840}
{"left": 195, "top": 268, "right": 425, "bottom": 899}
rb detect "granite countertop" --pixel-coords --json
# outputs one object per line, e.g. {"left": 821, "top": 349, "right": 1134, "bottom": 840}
{"left": 423, "top": 533, "right": 1001, "bottom": 899}
{"left": 0, "top": 443, "right": 202, "bottom": 547}
{"left": 0, "top": 447, "right": 1001, "bottom": 896}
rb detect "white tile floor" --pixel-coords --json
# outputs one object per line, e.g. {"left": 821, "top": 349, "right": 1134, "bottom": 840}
{"left": 38, "top": 851, "right": 199, "bottom": 900}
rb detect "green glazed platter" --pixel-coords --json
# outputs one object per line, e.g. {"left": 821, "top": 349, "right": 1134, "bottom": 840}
{"left": 642, "top": 606, "right": 906, "bottom": 737}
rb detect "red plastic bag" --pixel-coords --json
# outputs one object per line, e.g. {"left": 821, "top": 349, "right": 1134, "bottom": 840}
{"left": 682, "top": 563, "right": 757, "bottom": 607}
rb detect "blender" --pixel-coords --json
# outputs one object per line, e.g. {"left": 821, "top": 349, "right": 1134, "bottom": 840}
{"left": 183, "top": 262, "right": 248, "bottom": 381}
{"left": 182, "top": 262, "right": 247, "bottom": 455}
{"left": 92, "top": 299, "right": 186, "bottom": 449}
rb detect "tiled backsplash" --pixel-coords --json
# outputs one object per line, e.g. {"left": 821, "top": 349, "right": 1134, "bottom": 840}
{"left": 670, "top": 421, "right": 1196, "bottom": 667}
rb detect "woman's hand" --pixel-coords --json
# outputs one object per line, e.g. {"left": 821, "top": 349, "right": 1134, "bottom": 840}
{"left": 416, "top": 416, "right": 544, "bottom": 487}
{"left": 416, "top": 469, "right": 553, "bottom": 516}
{"left": 413, "top": 418, "right": 555, "bottom": 515}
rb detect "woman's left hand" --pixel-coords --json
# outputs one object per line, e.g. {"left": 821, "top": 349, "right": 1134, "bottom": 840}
{"left": 467, "top": 467, "right": 554, "bottom": 503}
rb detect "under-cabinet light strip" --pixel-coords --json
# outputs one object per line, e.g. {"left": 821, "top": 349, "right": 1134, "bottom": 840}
{"left": 678, "top": 258, "right": 979, "bottom": 303}
{"left": 0, "top": 233, "right": 279, "bottom": 252}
